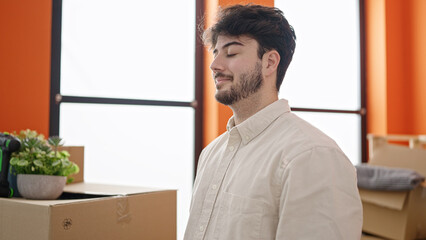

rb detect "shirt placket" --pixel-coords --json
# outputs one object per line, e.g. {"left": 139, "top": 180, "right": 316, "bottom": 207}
{"left": 195, "top": 128, "right": 241, "bottom": 240}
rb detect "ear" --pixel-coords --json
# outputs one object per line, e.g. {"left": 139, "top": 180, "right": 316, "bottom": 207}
{"left": 262, "top": 50, "right": 280, "bottom": 77}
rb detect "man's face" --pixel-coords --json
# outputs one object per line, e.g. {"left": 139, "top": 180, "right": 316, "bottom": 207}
{"left": 210, "top": 35, "right": 263, "bottom": 105}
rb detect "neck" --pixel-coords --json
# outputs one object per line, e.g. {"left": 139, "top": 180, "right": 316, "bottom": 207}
{"left": 230, "top": 91, "right": 278, "bottom": 125}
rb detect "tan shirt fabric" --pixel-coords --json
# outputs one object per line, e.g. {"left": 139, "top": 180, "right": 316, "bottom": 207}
{"left": 184, "top": 99, "right": 363, "bottom": 240}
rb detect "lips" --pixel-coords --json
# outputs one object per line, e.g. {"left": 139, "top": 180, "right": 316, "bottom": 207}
{"left": 214, "top": 73, "right": 233, "bottom": 85}
{"left": 215, "top": 77, "right": 232, "bottom": 84}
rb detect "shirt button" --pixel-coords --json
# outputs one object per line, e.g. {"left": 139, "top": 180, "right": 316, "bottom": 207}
{"left": 199, "top": 226, "right": 204, "bottom": 232}
{"left": 211, "top": 184, "right": 217, "bottom": 190}
{"left": 229, "top": 146, "right": 234, "bottom": 151}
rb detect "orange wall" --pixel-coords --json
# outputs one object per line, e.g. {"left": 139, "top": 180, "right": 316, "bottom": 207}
{"left": 202, "top": 0, "right": 274, "bottom": 146}
{"left": 410, "top": 0, "right": 426, "bottom": 133}
{"left": 0, "top": 0, "right": 51, "bottom": 136}
{"left": 366, "top": 0, "right": 426, "bottom": 135}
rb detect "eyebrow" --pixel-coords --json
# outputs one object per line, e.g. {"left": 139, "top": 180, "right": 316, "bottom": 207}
{"left": 213, "top": 41, "right": 244, "bottom": 55}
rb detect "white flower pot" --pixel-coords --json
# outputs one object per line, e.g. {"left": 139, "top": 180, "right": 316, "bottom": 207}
{"left": 17, "top": 174, "right": 66, "bottom": 200}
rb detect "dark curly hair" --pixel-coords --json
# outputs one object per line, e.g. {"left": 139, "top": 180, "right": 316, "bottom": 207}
{"left": 202, "top": 4, "right": 296, "bottom": 91}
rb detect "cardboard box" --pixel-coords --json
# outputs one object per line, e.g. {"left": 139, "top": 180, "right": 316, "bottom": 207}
{"left": 360, "top": 144, "right": 426, "bottom": 240}
{"left": 0, "top": 183, "right": 177, "bottom": 240}
{"left": 1, "top": 146, "right": 177, "bottom": 240}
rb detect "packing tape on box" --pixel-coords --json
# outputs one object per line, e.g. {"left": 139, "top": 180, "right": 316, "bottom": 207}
{"left": 116, "top": 195, "right": 132, "bottom": 224}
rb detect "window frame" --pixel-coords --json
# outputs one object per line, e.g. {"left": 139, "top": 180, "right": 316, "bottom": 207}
{"left": 49, "top": 0, "right": 204, "bottom": 171}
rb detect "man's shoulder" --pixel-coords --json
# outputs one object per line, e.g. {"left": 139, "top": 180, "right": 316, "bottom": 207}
{"left": 265, "top": 113, "right": 355, "bottom": 174}
{"left": 270, "top": 112, "right": 344, "bottom": 158}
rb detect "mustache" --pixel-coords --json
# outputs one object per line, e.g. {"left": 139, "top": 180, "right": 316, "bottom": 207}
{"left": 214, "top": 73, "right": 233, "bottom": 81}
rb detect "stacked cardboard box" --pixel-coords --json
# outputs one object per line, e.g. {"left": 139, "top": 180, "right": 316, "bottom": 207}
{"left": 360, "top": 144, "right": 426, "bottom": 240}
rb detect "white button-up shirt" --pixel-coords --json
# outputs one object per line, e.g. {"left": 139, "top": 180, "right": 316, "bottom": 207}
{"left": 184, "top": 99, "right": 363, "bottom": 240}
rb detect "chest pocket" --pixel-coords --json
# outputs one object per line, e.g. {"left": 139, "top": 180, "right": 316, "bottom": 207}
{"left": 213, "top": 191, "right": 277, "bottom": 240}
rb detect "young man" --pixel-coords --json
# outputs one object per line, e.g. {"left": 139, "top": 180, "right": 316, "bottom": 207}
{"left": 184, "top": 4, "right": 363, "bottom": 240}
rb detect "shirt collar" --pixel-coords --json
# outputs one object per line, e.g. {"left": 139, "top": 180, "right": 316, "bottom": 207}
{"left": 226, "top": 99, "right": 291, "bottom": 145}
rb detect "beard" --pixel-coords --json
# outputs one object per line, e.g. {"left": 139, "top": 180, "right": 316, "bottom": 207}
{"left": 215, "top": 62, "right": 263, "bottom": 106}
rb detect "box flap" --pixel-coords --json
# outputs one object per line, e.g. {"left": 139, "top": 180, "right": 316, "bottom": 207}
{"left": 0, "top": 183, "right": 174, "bottom": 207}
{"left": 0, "top": 196, "right": 103, "bottom": 206}
{"left": 63, "top": 182, "right": 170, "bottom": 195}
{"left": 370, "top": 144, "right": 426, "bottom": 177}
{"left": 359, "top": 188, "right": 408, "bottom": 210}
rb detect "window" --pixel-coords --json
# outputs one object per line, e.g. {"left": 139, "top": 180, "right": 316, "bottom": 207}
{"left": 50, "top": 1, "right": 198, "bottom": 238}
{"left": 275, "top": 0, "right": 366, "bottom": 164}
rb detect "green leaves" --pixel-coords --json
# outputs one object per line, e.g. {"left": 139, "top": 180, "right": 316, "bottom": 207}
{"left": 17, "top": 160, "right": 29, "bottom": 166}
{"left": 47, "top": 136, "right": 64, "bottom": 148}
{"left": 34, "top": 160, "right": 43, "bottom": 167}
{"left": 9, "top": 129, "right": 79, "bottom": 178}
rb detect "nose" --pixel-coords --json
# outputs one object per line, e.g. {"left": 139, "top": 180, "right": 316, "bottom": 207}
{"left": 210, "top": 56, "right": 224, "bottom": 73}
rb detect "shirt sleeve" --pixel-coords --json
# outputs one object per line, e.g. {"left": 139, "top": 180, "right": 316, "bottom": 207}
{"left": 276, "top": 146, "right": 363, "bottom": 240}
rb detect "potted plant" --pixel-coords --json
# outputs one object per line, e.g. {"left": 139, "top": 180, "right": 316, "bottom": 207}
{"left": 9, "top": 129, "right": 79, "bottom": 200}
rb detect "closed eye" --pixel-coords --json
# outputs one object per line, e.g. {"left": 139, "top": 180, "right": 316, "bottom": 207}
{"left": 227, "top": 53, "right": 237, "bottom": 57}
